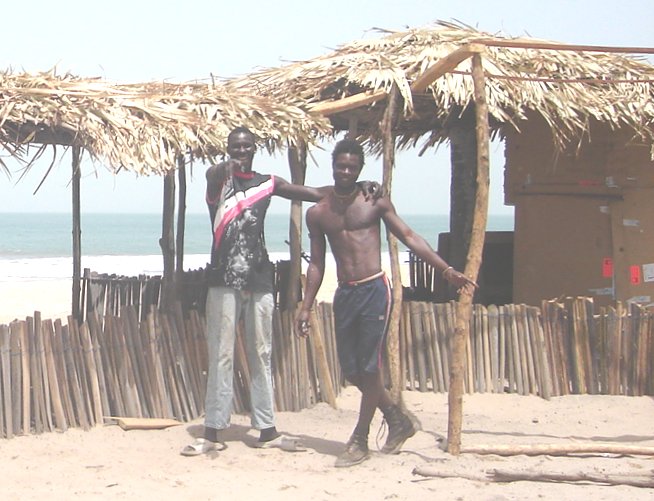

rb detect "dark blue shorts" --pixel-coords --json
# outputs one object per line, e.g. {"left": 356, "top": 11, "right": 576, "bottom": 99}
{"left": 333, "top": 273, "right": 392, "bottom": 377}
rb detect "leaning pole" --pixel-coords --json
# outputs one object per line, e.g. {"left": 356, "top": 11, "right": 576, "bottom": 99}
{"left": 447, "top": 51, "right": 490, "bottom": 455}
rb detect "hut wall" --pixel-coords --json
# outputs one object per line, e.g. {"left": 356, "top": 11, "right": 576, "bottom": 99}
{"left": 505, "top": 114, "right": 654, "bottom": 306}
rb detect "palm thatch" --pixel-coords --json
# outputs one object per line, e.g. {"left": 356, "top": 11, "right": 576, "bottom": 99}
{"left": 0, "top": 69, "right": 331, "bottom": 177}
{"left": 225, "top": 21, "right": 654, "bottom": 151}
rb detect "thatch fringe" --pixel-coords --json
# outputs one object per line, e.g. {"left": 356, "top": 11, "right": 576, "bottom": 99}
{"left": 0, "top": 69, "right": 331, "bottom": 177}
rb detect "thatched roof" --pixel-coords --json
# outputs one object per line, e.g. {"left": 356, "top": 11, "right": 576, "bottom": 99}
{"left": 0, "top": 69, "right": 331, "bottom": 176}
{"left": 225, "top": 21, "right": 654, "bottom": 151}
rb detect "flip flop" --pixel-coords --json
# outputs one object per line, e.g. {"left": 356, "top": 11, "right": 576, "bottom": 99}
{"left": 180, "top": 438, "right": 226, "bottom": 456}
{"left": 254, "top": 434, "right": 306, "bottom": 452}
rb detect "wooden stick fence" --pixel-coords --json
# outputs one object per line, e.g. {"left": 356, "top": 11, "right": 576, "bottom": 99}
{"left": 0, "top": 293, "right": 652, "bottom": 438}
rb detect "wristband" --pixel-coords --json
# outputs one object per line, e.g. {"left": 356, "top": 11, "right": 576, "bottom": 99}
{"left": 442, "top": 266, "right": 454, "bottom": 277}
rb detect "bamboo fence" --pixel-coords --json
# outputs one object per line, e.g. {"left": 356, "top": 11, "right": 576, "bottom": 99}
{"left": 0, "top": 271, "right": 652, "bottom": 438}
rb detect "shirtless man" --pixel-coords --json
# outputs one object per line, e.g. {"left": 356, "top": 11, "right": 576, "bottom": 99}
{"left": 295, "top": 138, "right": 477, "bottom": 467}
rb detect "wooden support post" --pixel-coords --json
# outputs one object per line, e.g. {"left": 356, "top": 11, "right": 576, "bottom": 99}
{"left": 286, "top": 142, "right": 307, "bottom": 310}
{"left": 160, "top": 171, "right": 176, "bottom": 310}
{"left": 72, "top": 146, "right": 82, "bottom": 320}
{"left": 380, "top": 84, "right": 403, "bottom": 404}
{"left": 447, "top": 53, "right": 490, "bottom": 455}
{"left": 175, "top": 154, "right": 187, "bottom": 286}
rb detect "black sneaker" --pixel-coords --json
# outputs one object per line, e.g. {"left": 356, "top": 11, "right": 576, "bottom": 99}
{"left": 335, "top": 432, "right": 369, "bottom": 468}
{"left": 381, "top": 406, "right": 418, "bottom": 454}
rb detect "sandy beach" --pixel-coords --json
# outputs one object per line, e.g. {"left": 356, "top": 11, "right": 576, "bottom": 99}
{"left": 1, "top": 386, "right": 653, "bottom": 500}
{"left": 2, "top": 264, "right": 653, "bottom": 500}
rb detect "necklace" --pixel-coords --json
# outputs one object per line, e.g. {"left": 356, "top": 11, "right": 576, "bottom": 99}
{"left": 332, "top": 186, "right": 358, "bottom": 200}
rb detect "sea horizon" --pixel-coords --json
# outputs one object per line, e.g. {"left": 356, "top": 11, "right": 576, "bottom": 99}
{"left": 0, "top": 212, "right": 514, "bottom": 281}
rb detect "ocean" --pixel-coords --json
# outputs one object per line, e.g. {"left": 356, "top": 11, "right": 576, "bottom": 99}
{"left": 0, "top": 212, "right": 514, "bottom": 281}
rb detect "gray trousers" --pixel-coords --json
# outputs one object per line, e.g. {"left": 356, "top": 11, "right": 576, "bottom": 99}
{"left": 204, "top": 286, "right": 275, "bottom": 430}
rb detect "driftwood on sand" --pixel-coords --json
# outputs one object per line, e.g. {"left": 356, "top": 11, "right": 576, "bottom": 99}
{"left": 413, "top": 464, "right": 654, "bottom": 488}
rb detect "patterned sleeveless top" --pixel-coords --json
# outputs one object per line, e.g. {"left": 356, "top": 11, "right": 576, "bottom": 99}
{"left": 207, "top": 171, "right": 275, "bottom": 291}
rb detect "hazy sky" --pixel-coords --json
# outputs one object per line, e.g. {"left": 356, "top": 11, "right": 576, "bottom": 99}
{"left": 1, "top": 0, "right": 652, "bottom": 215}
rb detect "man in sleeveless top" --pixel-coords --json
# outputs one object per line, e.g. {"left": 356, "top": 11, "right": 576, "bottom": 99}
{"left": 182, "top": 127, "right": 381, "bottom": 456}
{"left": 296, "top": 139, "right": 477, "bottom": 467}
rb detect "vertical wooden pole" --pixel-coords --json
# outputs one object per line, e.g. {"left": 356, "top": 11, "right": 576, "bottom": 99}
{"left": 160, "top": 170, "right": 176, "bottom": 310}
{"left": 447, "top": 52, "right": 490, "bottom": 455}
{"left": 176, "top": 155, "right": 187, "bottom": 277}
{"left": 175, "top": 154, "right": 187, "bottom": 307}
{"left": 380, "top": 84, "right": 403, "bottom": 404}
{"left": 72, "top": 146, "right": 82, "bottom": 320}
{"left": 286, "top": 141, "right": 307, "bottom": 310}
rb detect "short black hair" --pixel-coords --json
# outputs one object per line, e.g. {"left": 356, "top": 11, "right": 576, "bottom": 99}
{"left": 332, "top": 139, "right": 365, "bottom": 167}
{"left": 228, "top": 126, "right": 256, "bottom": 143}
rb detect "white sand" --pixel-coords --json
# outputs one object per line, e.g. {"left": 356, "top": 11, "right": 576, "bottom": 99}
{"left": 1, "top": 387, "right": 653, "bottom": 500}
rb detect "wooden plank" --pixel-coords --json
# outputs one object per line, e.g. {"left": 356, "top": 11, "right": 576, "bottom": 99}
{"left": 411, "top": 43, "right": 486, "bottom": 93}
{"left": 409, "top": 302, "right": 428, "bottom": 390}
{"left": 28, "top": 316, "right": 46, "bottom": 433}
{"left": 403, "top": 302, "right": 415, "bottom": 390}
{"left": 70, "top": 317, "right": 95, "bottom": 424}
{"left": 158, "top": 312, "right": 185, "bottom": 419}
{"left": 79, "top": 322, "right": 104, "bottom": 425}
{"left": 9, "top": 322, "right": 23, "bottom": 436}
{"left": 541, "top": 301, "right": 561, "bottom": 396}
{"left": 473, "top": 38, "right": 654, "bottom": 55}
{"left": 508, "top": 305, "right": 524, "bottom": 395}
{"left": 308, "top": 90, "right": 386, "bottom": 116}
{"left": 519, "top": 305, "right": 538, "bottom": 395}
{"left": 87, "top": 313, "right": 112, "bottom": 416}
{"left": 0, "top": 325, "right": 12, "bottom": 437}
{"left": 309, "top": 306, "right": 337, "bottom": 409}
{"left": 36, "top": 313, "right": 55, "bottom": 432}
{"left": 18, "top": 321, "right": 31, "bottom": 434}
{"left": 41, "top": 320, "right": 67, "bottom": 431}
{"left": 487, "top": 305, "right": 500, "bottom": 393}
{"left": 480, "top": 304, "right": 492, "bottom": 393}
{"left": 530, "top": 307, "right": 552, "bottom": 400}
{"left": 570, "top": 298, "right": 588, "bottom": 393}
{"left": 635, "top": 305, "right": 649, "bottom": 395}
{"left": 62, "top": 322, "right": 90, "bottom": 429}
{"left": 179, "top": 305, "right": 204, "bottom": 414}
{"left": 146, "top": 310, "right": 172, "bottom": 418}
{"left": 419, "top": 302, "right": 438, "bottom": 392}
{"left": 102, "top": 315, "right": 126, "bottom": 418}
{"left": 472, "top": 304, "right": 484, "bottom": 392}
{"left": 122, "top": 306, "right": 149, "bottom": 416}
{"left": 429, "top": 303, "right": 445, "bottom": 392}
{"left": 53, "top": 320, "right": 76, "bottom": 427}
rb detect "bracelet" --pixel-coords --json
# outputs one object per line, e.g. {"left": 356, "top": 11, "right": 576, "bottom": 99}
{"left": 442, "top": 266, "right": 454, "bottom": 277}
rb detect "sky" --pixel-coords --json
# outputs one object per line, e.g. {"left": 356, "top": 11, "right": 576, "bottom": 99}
{"left": 1, "top": 0, "right": 652, "bottom": 216}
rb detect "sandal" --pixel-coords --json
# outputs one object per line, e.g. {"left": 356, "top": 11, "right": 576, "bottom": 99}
{"left": 254, "top": 434, "right": 306, "bottom": 452}
{"left": 180, "top": 438, "right": 226, "bottom": 456}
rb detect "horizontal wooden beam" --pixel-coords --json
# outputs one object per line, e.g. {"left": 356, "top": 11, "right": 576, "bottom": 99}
{"left": 308, "top": 90, "right": 387, "bottom": 116}
{"left": 472, "top": 38, "right": 654, "bottom": 54}
{"left": 410, "top": 43, "right": 486, "bottom": 93}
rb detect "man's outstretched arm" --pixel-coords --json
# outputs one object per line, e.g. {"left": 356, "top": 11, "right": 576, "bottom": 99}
{"left": 379, "top": 197, "right": 478, "bottom": 295}
{"left": 273, "top": 177, "right": 383, "bottom": 202}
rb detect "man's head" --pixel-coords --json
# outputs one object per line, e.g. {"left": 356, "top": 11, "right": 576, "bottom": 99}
{"left": 331, "top": 139, "right": 365, "bottom": 189}
{"left": 227, "top": 126, "right": 257, "bottom": 172}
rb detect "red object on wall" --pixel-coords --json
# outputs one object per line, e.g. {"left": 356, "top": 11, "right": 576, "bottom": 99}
{"left": 630, "top": 265, "right": 641, "bottom": 285}
{"left": 602, "top": 258, "right": 613, "bottom": 278}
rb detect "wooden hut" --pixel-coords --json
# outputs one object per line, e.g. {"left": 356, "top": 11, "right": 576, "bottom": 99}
{"left": 226, "top": 21, "right": 654, "bottom": 307}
